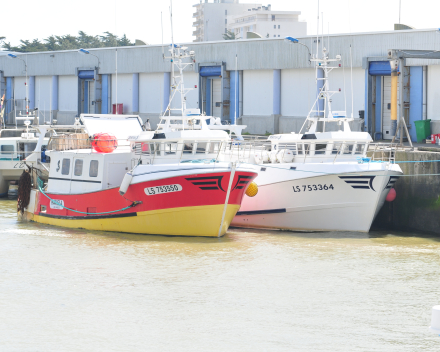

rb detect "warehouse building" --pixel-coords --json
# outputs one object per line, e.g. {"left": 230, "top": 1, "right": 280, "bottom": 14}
{"left": 1, "top": 28, "right": 440, "bottom": 140}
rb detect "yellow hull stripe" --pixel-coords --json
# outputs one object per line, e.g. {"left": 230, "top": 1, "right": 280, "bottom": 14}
{"left": 26, "top": 204, "right": 240, "bottom": 237}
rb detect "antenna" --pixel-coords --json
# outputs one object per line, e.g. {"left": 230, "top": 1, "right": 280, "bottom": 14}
{"left": 115, "top": 48, "right": 118, "bottom": 114}
{"left": 321, "top": 12, "right": 324, "bottom": 52}
{"left": 25, "top": 55, "right": 28, "bottom": 116}
{"left": 170, "top": 1, "right": 174, "bottom": 49}
{"left": 38, "top": 78, "right": 41, "bottom": 123}
{"left": 342, "top": 55, "right": 347, "bottom": 117}
{"left": 234, "top": 53, "right": 238, "bottom": 125}
{"left": 399, "top": 0, "right": 401, "bottom": 24}
{"left": 161, "top": 11, "right": 164, "bottom": 59}
{"left": 328, "top": 22, "right": 330, "bottom": 54}
{"left": 350, "top": 44, "right": 354, "bottom": 118}
{"left": 316, "top": 0, "right": 319, "bottom": 57}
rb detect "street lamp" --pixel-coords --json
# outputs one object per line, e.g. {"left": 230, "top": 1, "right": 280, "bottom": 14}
{"left": 284, "top": 37, "right": 311, "bottom": 64}
{"left": 78, "top": 48, "right": 100, "bottom": 68}
{"left": 8, "top": 53, "right": 29, "bottom": 115}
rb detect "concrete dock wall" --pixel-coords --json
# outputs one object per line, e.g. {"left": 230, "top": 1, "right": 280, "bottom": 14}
{"left": 373, "top": 149, "right": 440, "bottom": 234}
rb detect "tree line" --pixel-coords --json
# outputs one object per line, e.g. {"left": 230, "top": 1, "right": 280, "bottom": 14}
{"left": 0, "top": 31, "right": 134, "bottom": 53}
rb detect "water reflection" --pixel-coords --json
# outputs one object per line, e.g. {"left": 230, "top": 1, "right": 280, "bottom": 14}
{"left": 1, "top": 199, "right": 440, "bottom": 351}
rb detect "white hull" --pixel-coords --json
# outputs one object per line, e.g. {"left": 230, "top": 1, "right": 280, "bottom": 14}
{"left": 232, "top": 162, "right": 402, "bottom": 232}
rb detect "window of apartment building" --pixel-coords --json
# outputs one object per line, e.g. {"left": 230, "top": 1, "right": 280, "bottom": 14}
{"left": 273, "top": 35, "right": 276, "bottom": 37}
{"left": 225, "top": 19, "right": 227, "bottom": 24}
{"left": 272, "top": 15, "right": 275, "bottom": 21}
{"left": 225, "top": 28, "right": 228, "bottom": 33}
{"left": 225, "top": 10, "right": 227, "bottom": 15}
{"left": 278, "top": 35, "right": 280, "bottom": 37}
{"left": 274, "top": 24, "right": 276, "bottom": 29}
{"left": 278, "top": 25, "right": 280, "bottom": 29}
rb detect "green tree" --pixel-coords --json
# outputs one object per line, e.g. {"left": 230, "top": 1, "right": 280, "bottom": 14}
{"left": 223, "top": 30, "right": 236, "bottom": 40}
{"left": 117, "top": 34, "right": 133, "bottom": 47}
{"left": 1, "top": 31, "right": 134, "bottom": 52}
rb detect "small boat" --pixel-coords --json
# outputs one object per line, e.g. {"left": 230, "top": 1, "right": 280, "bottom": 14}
{"left": 0, "top": 128, "right": 49, "bottom": 197}
{"left": 19, "top": 114, "right": 258, "bottom": 237}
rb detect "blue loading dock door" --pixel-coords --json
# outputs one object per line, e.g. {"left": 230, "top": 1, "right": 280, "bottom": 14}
{"left": 200, "top": 66, "right": 221, "bottom": 77}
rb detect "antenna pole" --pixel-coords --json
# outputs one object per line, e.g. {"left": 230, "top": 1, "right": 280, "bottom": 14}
{"left": 321, "top": 12, "right": 324, "bottom": 52}
{"left": 25, "top": 55, "right": 28, "bottom": 116}
{"left": 350, "top": 44, "right": 354, "bottom": 118}
{"left": 115, "top": 48, "right": 118, "bottom": 115}
{"left": 170, "top": 1, "right": 174, "bottom": 50}
{"left": 328, "top": 22, "right": 330, "bottom": 54}
{"left": 399, "top": 0, "right": 401, "bottom": 24}
{"left": 161, "top": 11, "right": 164, "bottom": 59}
{"left": 234, "top": 54, "right": 238, "bottom": 125}
{"left": 316, "top": 0, "right": 319, "bottom": 58}
{"left": 343, "top": 55, "right": 347, "bottom": 118}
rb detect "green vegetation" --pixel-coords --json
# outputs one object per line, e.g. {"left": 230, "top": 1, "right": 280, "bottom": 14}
{"left": 1, "top": 31, "right": 134, "bottom": 53}
{"left": 222, "top": 30, "right": 236, "bottom": 41}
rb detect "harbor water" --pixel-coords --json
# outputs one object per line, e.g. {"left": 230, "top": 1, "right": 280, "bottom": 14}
{"left": 1, "top": 199, "right": 439, "bottom": 351}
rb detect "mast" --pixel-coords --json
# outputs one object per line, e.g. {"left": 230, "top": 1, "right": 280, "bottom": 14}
{"left": 155, "top": 0, "right": 196, "bottom": 133}
{"left": 298, "top": 45, "right": 351, "bottom": 134}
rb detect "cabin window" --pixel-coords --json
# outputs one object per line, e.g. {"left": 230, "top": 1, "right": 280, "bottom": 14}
{"left": 89, "top": 160, "right": 99, "bottom": 177}
{"left": 183, "top": 141, "right": 194, "bottom": 154}
{"left": 302, "top": 143, "right": 311, "bottom": 155}
{"left": 155, "top": 143, "right": 162, "bottom": 156}
{"left": 196, "top": 142, "right": 208, "bottom": 154}
{"left": 1, "top": 145, "right": 14, "bottom": 156}
{"left": 343, "top": 143, "right": 355, "bottom": 155}
{"left": 332, "top": 143, "right": 343, "bottom": 155}
{"left": 164, "top": 142, "right": 178, "bottom": 155}
{"left": 207, "top": 141, "right": 221, "bottom": 153}
{"left": 315, "top": 143, "right": 327, "bottom": 155}
{"left": 61, "top": 158, "right": 70, "bottom": 175}
{"left": 354, "top": 143, "right": 364, "bottom": 154}
{"left": 22, "top": 142, "right": 37, "bottom": 159}
{"left": 74, "top": 159, "right": 83, "bottom": 176}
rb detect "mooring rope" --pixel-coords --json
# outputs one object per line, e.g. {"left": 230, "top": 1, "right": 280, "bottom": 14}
{"left": 37, "top": 177, "right": 141, "bottom": 215}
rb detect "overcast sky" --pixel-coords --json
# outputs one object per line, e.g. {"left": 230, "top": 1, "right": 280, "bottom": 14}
{"left": 1, "top": 0, "right": 440, "bottom": 46}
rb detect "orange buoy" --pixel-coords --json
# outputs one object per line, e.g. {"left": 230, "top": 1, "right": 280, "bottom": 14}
{"left": 245, "top": 182, "right": 258, "bottom": 197}
{"left": 386, "top": 188, "right": 396, "bottom": 202}
{"left": 91, "top": 133, "right": 118, "bottom": 153}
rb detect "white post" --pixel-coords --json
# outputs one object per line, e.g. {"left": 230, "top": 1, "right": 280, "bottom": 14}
{"left": 217, "top": 162, "right": 236, "bottom": 237}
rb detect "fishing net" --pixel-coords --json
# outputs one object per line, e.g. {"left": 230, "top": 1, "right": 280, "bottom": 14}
{"left": 17, "top": 170, "right": 32, "bottom": 214}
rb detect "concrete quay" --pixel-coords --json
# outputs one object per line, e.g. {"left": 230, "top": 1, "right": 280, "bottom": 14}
{"left": 373, "top": 145, "right": 440, "bottom": 234}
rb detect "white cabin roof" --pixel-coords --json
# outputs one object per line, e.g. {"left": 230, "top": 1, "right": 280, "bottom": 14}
{"left": 132, "top": 129, "right": 229, "bottom": 142}
{"left": 80, "top": 114, "right": 143, "bottom": 144}
{"left": 268, "top": 131, "right": 373, "bottom": 143}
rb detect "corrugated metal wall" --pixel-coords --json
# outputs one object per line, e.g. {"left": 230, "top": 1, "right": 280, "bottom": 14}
{"left": 427, "top": 65, "right": 440, "bottom": 120}
{"left": 243, "top": 69, "right": 273, "bottom": 116}
{"left": 1, "top": 29, "right": 440, "bottom": 77}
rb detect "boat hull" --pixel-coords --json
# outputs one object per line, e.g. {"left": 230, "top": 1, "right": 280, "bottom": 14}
{"left": 231, "top": 163, "right": 402, "bottom": 232}
{"left": 21, "top": 168, "right": 256, "bottom": 237}
{"left": 27, "top": 204, "right": 240, "bottom": 237}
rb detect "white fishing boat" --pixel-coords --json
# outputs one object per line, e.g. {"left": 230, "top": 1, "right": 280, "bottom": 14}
{"left": 223, "top": 47, "right": 403, "bottom": 232}
{"left": 0, "top": 126, "right": 49, "bottom": 198}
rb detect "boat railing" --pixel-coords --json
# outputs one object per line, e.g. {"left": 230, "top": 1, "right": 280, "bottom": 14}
{"left": 367, "top": 142, "right": 406, "bottom": 164}
{"left": 132, "top": 140, "right": 229, "bottom": 165}
{"left": 221, "top": 139, "right": 402, "bottom": 165}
